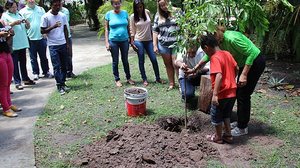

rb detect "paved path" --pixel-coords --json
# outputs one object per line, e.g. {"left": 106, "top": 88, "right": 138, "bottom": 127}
{"left": 0, "top": 24, "right": 111, "bottom": 168}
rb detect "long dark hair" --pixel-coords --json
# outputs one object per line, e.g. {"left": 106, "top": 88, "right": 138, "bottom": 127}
{"left": 158, "top": 0, "right": 171, "bottom": 20}
{"left": 133, "top": 0, "right": 147, "bottom": 22}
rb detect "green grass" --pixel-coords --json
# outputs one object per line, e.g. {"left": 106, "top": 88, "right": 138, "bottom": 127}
{"left": 34, "top": 56, "right": 300, "bottom": 167}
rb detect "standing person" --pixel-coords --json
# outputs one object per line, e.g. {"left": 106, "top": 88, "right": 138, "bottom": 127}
{"left": 0, "top": 5, "right": 22, "bottom": 117}
{"left": 2, "top": 0, "right": 35, "bottom": 90}
{"left": 130, "top": 0, "right": 164, "bottom": 86}
{"left": 105, "top": 0, "right": 135, "bottom": 87}
{"left": 60, "top": 1, "right": 76, "bottom": 78}
{"left": 41, "top": 0, "right": 70, "bottom": 95}
{"left": 200, "top": 34, "right": 238, "bottom": 144}
{"left": 153, "top": 0, "right": 180, "bottom": 91}
{"left": 19, "top": 0, "right": 53, "bottom": 81}
{"left": 192, "top": 27, "right": 266, "bottom": 136}
{"left": 175, "top": 44, "right": 209, "bottom": 102}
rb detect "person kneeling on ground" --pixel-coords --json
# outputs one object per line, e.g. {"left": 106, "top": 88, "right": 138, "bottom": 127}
{"left": 200, "top": 34, "right": 238, "bottom": 144}
{"left": 175, "top": 42, "right": 209, "bottom": 104}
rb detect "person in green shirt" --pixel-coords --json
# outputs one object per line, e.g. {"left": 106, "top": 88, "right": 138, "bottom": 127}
{"left": 191, "top": 27, "right": 266, "bottom": 136}
{"left": 19, "top": 0, "right": 53, "bottom": 81}
{"left": 2, "top": 0, "right": 36, "bottom": 90}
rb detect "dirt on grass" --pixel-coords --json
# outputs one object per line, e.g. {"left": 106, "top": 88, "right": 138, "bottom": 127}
{"left": 75, "top": 112, "right": 284, "bottom": 168}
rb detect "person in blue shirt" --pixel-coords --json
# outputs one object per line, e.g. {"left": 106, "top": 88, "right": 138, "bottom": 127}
{"left": 105, "top": 0, "right": 135, "bottom": 87}
{"left": 20, "top": 0, "right": 53, "bottom": 81}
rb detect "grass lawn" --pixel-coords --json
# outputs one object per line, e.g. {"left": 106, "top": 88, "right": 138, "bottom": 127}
{"left": 34, "top": 56, "right": 300, "bottom": 167}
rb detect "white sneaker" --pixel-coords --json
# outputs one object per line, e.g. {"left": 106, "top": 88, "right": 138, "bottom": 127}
{"left": 231, "top": 127, "right": 248, "bottom": 137}
{"left": 44, "top": 72, "right": 54, "bottom": 78}
{"left": 33, "top": 74, "right": 39, "bottom": 81}
{"left": 230, "top": 121, "right": 238, "bottom": 129}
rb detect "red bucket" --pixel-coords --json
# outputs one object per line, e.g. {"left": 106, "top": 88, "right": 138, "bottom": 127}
{"left": 124, "top": 87, "right": 148, "bottom": 117}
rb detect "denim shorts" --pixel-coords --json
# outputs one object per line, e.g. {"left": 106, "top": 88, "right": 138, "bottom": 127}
{"left": 158, "top": 42, "right": 174, "bottom": 55}
{"left": 210, "top": 97, "right": 236, "bottom": 125}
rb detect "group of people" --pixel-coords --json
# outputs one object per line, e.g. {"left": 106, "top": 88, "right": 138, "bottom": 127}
{"left": 105, "top": 0, "right": 266, "bottom": 142}
{"left": 0, "top": 0, "right": 76, "bottom": 117}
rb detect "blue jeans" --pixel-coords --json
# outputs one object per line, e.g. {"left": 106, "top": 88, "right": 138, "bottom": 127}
{"left": 179, "top": 72, "right": 204, "bottom": 101}
{"left": 66, "top": 37, "right": 73, "bottom": 73}
{"left": 49, "top": 44, "right": 68, "bottom": 86}
{"left": 12, "top": 48, "right": 31, "bottom": 85}
{"left": 29, "top": 38, "right": 50, "bottom": 75}
{"left": 134, "top": 40, "right": 160, "bottom": 81}
{"left": 109, "top": 40, "right": 131, "bottom": 81}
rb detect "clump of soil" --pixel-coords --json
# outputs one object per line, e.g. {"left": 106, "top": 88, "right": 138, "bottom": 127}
{"left": 124, "top": 88, "right": 146, "bottom": 94}
{"left": 156, "top": 113, "right": 208, "bottom": 132}
{"left": 76, "top": 122, "right": 219, "bottom": 167}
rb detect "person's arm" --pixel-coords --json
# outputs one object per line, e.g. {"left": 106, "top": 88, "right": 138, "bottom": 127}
{"left": 41, "top": 21, "right": 60, "bottom": 34}
{"left": 238, "top": 65, "right": 250, "bottom": 87}
{"left": 212, "top": 73, "right": 222, "bottom": 106}
{"left": 129, "top": 15, "right": 138, "bottom": 52}
{"left": 104, "top": 20, "right": 110, "bottom": 51}
{"left": 24, "top": 19, "right": 30, "bottom": 29}
{"left": 152, "top": 14, "right": 159, "bottom": 54}
{"left": 153, "top": 32, "right": 158, "bottom": 54}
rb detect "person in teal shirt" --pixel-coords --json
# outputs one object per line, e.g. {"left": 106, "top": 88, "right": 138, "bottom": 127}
{"left": 60, "top": 1, "right": 76, "bottom": 78}
{"left": 2, "top": 0, "right": 35, "bottom": 90}
{"left": 105, "top": 0, "right": 135, "bottom": 87}
{"left": 20, "top": 0, "right": 53, "bottom": 81}
{"left": 191, "top": 27, "right": 266, "bottom": 137}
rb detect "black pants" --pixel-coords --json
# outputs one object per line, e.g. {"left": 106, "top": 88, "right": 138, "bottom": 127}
{"left": 237, "top": 54, "right": 265, "bottom": 129}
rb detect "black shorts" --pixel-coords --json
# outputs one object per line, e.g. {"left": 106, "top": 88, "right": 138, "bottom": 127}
{"left": 210, "top": 97, "right": 236, "bottom": 125}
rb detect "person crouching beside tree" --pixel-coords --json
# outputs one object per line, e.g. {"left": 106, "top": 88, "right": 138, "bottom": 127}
{"left": 174, "top": 41, "right": 209, "bottom": 108}
{"left": 200, "top": 34, "right": 238, "bottom": 144}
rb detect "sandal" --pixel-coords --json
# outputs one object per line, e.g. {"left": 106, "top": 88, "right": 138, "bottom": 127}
{"left": 167, "top": 85, "right": 174, "bottom": 91}
{"left": 206, "top": 134, "right": 223, "bottom": 144}
{"left": 222, "top": 134, "right": 233, "bottom": 144}
{"left": 143, "top": 80, "right": 149, "bottom": 87}
{"left": 127, "top": 79, "right": 135, "bottom": 85}
{"left": 10, "top": 105, "right": 22, "bottom": 112}
{"left": 115, "top": 81, "right": 123, "bottom": 87}
{"left": 155, "top": 79, "right": 166, "bottom": 84}
{"left": 3, "top": 110, "right": 18, "bottom": 117}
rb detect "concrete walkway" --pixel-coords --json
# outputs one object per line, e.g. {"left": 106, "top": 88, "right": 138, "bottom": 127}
{"left": 0, "top": 24, "right": 111, "bottom": 168}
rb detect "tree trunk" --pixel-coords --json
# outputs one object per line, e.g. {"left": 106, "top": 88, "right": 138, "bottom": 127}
{"left": 198, "top": 75, "right": 213, "bottom": 113}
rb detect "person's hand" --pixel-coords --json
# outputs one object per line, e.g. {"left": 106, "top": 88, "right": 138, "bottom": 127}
{"left": 238, "top": 73, "right": 247, "bottom": 87}
{"left": 180, "top": 63, "right": 188, "bottom": 71}
{"left": 106, "top": 43, "right": 111, "bottom": 51}
{"left": 211, "top": 95, "right": 219, "bottom": 106}
{"left": 153, "top": 45, "right": 159, "bottom": 54}
{"left": 130, "top": 42, "right": 138, "bottom": 52}
{"left": 54, "top": 21, "right": 61, "bottom": 28}
{"left": 184, "top": 67, "right": 195, "bottom": 75}
{"left": 13, "top": 20, "right": 22, "bottom": 26}
{"left": 0, "top": 31, "right": 9, "bottom": 38}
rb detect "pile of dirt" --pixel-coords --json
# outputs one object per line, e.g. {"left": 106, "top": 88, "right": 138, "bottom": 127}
{"left": 76, "top": 115, "right": 219, "bottom": 167}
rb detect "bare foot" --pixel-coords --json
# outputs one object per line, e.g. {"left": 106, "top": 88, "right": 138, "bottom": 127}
{"left": 115, "top": 81, "right": 123, "bottom": 87}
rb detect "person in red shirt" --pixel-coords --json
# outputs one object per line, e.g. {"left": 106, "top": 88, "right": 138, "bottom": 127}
{"left": 200, "top": 34, "right": 238, "bottom": 144}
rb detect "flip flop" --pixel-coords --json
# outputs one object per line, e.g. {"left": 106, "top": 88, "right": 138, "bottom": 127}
{"left": 206, "top": 134, "right": 223, "bottom": 144}
{"left": 222, "top": 134, "right": 233, "bottom": 144}
{"left": 127, "top": 79, "right": 135, "bottom": 85}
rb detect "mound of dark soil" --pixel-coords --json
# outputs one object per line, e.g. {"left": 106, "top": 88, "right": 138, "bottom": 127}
{"left": 76, "top": 122, "right": 219, "bottom": 167}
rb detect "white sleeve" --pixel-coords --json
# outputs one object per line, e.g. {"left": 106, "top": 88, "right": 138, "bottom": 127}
{"left": 40, "top": 14, "right": 48, "bottom": 28}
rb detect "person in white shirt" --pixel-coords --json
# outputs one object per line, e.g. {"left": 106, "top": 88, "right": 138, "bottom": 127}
{"left": 41, "top": 0, "right": 69, "bottom": 95}
{"left": 175, "top": 45, "right": 209, "bottom": 102}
